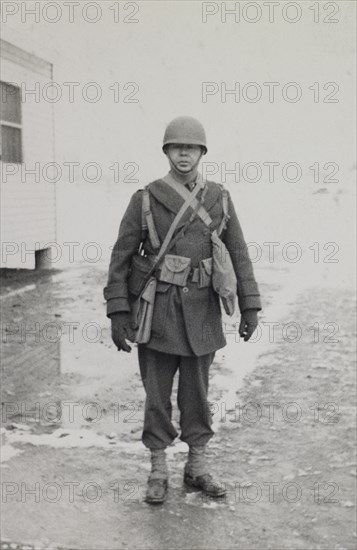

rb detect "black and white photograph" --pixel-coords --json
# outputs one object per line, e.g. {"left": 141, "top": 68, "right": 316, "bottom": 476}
{"left": 0, "top": 1, "right": 356, "bottom": 549}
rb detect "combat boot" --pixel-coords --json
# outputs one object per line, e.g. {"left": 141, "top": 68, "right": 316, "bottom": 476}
{"left": 184, "top": 445, "right": 226, "bottom": 498}
{"left": 184, "top": 470, "right": 226, "bottom": 497}
{"left": 145, "top": 478, "right": 168, "bottom": 504}
{"left": 145, "top": 448, "right": 168, "bottom": 504}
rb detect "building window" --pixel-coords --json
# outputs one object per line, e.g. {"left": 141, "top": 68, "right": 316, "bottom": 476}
{"left": 0, "top": 81, "right": 22, "bottom": 163}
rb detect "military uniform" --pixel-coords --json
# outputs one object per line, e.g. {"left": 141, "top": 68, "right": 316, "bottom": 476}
{"left": 104, "top": 177, "right": 261, "bottom": 447}
{"left": 104, "top": 116, "right": 261, "bottom": 502}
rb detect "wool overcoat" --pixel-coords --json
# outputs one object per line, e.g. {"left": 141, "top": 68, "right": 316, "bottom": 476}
{"left": 104, "top": 178, "right": 261, "bottom": 356}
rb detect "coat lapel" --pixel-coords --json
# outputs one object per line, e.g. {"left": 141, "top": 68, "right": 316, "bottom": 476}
{"left": 148, "top": 179, "right": 184, "bottom": 215}
{"left": 201, "top": 181, "right": 221, "bottom": 212}
{"left": 148, "top": 178, "right": 221, "bottom": 225}
{"left": 147, "top": 179, "right": 197, "bottom": 229}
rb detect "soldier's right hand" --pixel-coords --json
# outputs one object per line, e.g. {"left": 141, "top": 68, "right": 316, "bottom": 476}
{"left": 110, "top": 312, "right": 135, "bottom": 353}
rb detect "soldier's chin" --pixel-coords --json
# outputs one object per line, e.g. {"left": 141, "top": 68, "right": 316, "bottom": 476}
{"left": 175, "top": 163, "right": 193, "bottom": 173}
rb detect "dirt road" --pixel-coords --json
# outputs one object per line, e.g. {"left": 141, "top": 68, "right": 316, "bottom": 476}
{"left": 1, "top": 263, "right": 356, "bottom": 550}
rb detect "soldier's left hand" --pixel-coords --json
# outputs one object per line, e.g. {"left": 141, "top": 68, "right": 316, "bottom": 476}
{"left": 239, "top": 309, "right": 259, "bottom": 342}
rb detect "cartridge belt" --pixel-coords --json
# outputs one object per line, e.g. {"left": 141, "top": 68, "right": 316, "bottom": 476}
{"left": 156, "top": 254, "right": 213, "bottom": 288}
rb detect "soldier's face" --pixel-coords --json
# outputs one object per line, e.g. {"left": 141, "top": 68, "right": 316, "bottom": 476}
{"left": 165, "top": 144, "right": 202, "bottom": 173}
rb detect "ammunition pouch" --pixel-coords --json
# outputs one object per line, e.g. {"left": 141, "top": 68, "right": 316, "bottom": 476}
{"left": 157, "top": 254, "right": 214, "bottom": 288}
{"left": 158, "top": 254, "right": 191, "bottom": 286}
{"left": 198, "top": 257, "right": 213, "bottom": 288}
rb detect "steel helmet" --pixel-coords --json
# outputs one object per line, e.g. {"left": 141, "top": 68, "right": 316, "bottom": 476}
{"left": 163, "top": 116, "right": 207, "bottom": 154}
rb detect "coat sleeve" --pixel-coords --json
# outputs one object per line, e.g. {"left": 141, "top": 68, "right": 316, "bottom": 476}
{"left": 103, "top": 190, "right": 143, "bottom": 317}
{"left": 222, "top": 191, "right": 262, "bottom": 312}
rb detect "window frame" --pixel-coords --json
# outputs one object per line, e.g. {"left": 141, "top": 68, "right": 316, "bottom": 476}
{"left": 0, "top": 81, "right": 23, "bottom": 164}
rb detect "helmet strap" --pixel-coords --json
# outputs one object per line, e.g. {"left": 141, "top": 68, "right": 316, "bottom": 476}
{"left": 166, "top": 152, "right": 203, "bottom": 185}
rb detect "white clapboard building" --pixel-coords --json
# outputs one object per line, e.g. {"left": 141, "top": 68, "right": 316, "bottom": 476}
{"left": 1, "top": 39, "right": 56, "bottom": 269}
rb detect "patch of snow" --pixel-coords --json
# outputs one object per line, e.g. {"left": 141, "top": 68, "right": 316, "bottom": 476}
{"left": 1, "top": 443, "right": 23, "bottom": 463}
{"left": 3, "top": 427, "right": 143, "bottom": 451}
{"left": 0, "top": 284, "right": 36, "bottom": 300}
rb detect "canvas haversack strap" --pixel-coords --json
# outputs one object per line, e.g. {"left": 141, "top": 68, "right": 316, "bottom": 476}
{"left": 139, "top": 181, "right": 203, "bottom": 288}
{"left": 162, "top": 173, "right": 230, "bottom": 236}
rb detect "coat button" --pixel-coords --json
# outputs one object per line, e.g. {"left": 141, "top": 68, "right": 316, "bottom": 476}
{"left": 182, "top": 287, "right": 189, "bottom": 293}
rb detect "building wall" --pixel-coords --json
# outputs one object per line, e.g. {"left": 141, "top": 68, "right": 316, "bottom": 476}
{"left": 1, "top": 40, "right": 56, "bottom": 269}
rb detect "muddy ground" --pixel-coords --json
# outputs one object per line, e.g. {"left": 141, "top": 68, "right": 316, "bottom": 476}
{"left": 0, "top": 262, "right": 356, "bottom": 550}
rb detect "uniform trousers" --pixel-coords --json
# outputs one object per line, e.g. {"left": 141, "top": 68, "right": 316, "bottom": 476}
{"left": 138, "top": 345, "right": 215, "bottom": 449}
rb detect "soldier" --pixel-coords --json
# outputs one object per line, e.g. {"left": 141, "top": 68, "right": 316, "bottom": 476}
{"left": 104, "top": 116, "right": 261, "bottom": 504}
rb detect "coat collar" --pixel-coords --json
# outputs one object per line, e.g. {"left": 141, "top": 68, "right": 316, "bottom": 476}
{"left": 148, "top": 176, "right": 221, "bottom": 217}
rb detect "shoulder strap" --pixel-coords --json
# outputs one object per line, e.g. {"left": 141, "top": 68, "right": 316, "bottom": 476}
{"left": 163, "top": 175, "right": 230, "bottom": 236}
{"left": 217, "top": 185, "right": 230, "bottom": 237}
{"left": 157, "top": 182, "right": 201, "bottom": 259}
{"left": 162, "top": 174, "right": 213, "bottom": 227}
{"left": 141, "top": 187, "right": 161, "bottom": 250}
{"left": 140, "top": 183, "right": 202, "bottom": 287}
{"left": 141, "top": 188, "right": 149, "bottom": 238}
